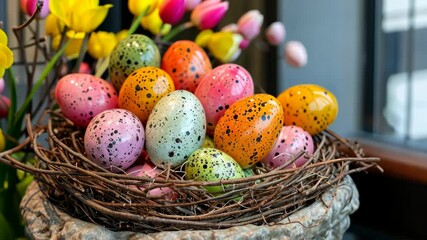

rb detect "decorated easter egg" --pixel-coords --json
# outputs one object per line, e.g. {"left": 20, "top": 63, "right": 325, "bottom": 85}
{"left": 185, "top": 148, "right": 245, "bottom": 193}
{"left": 214, "top": 94, "right": 284, "bottom": 169}
{"left": 262, "top": 125, "right": 314, "bottom": 169}
{"left": 145, "top": 90, "right": 206, "bottom": 168}
{"left": 161, "top": 40, "right": 212, "bottom": 92}
{"left": 118, "top": 66, "right": 175, "bottom": 124}
{"left": 201, "top": 135, "right": 215, "bottom": 148}
{"left": 277, "top": 84, "right": 338, "bottom": 135}
{"left": 195, "top": 63, "right": 254, "bottom": 135}
{"left": 109, "top": 34, "right": 161, "bottom": 90}
{"left": 55, "top": 73, "right": 118, "bottom": 127}
{"left": 126, "top": 163, "right": 177, "bottom": 200}
{"left": 84, "top": 109, "right": 145, "bottom": 172}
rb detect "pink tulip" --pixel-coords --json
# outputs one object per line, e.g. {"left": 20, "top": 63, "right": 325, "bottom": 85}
{"left": 159, "top": 0, "right": 187, "bottom": 25}
{"left": 265, "top": 21, "right": 286, "bottom": 46}
{"left": 191, "top": 0, "right": 229, "bottom": 30}
{"left": 221, "top": 23, "right": 238, "bottom": 33}
{"left": 0, "top": 78, "right": 4, "bottom": 94}
{"left": 0, "top": 95, "right": 10, "bottom": 119}
{"left": 186, "top": 0, "right": 201, "bottom": 11}
{"left": 21, "top": 0, "right": 50, "bottom": 19}
{"left": 285, "top": 41, "right": 308, "bottom": 68}
{"left": 237, "top": 10, "right": 263, "bottom": 41}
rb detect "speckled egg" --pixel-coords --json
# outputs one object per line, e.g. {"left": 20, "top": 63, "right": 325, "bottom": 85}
{"left": 126, "top": 163, "right": 177, "bottom": 200}
{"left": 145, "top": 90, "right": 206, "bottom": 168}
{"left": 277, "top": 84, "right": 338, "bottom": 135}
{"left": 185, "top": 148, "right": 245, "bottom": 193}
{"left": 195, "top": 63, "right": 254, "bottom": 135}
{"left": 55, "top": 73, "right": 118, "bottom": 127}
{"left": 84, "top": 109, "right": 145, "bottom": 172}
{"left": 161, "top": 40, "right": 212, "bottom": 92}
{"left": 214, "top": 94, "right": 284, "bottom": 169}
{"left": 109, "top": 34, "right": 161, "bottom": 90}
{"left": 201, "top": 135, "right": 215, "bottom": 148}
{"left": 262, "top": 125, "right": 314, "bottom": 169}
{"left": 118, "top": 66, "right": 175, "bottom": 124}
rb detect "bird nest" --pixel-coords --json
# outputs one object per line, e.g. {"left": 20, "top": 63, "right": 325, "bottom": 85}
{"left": 1, "top": 111, "right": 380, "bottom": 233}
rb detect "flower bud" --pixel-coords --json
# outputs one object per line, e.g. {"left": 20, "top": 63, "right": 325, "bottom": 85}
{"left": 0, "top": 78, "right": 5, "bottom": 94}
{"left": 207, "top": 31, "right": 243, "bottom": 63}
{"left": 128, "top": 0, "right": 158, "bottom": 16}
{"left": 186, "top": 0, "right": 201, "bottom": 11}
{"left": 285, "top": 41, "right": 308, "bottom": 68}
{"left": 237, "top": 10, "right": 263, "bottom": 41}
{"left": 265, "top": 21, "right": 286, "bottom": 46}
{"left": 195, "top": 29, "right": 213, "bottom": 47}
{"left": 159, "top": 0, "right": 186, "bottom": 25}
{"left": 191, "top": 0, "right": 229, "bottom": 30}
{"left": 88, "top": 31, "right": 118, "bottom": 59}
{"left": 21, "top": 0, "right": 50, "bottom": 19}
{"left": 142, "top": 8, "right": 172, "bottom": 35}
{"left": 0, "top": 95, "right": 10, "bottom": 119}
{"left": 221, "top": 23, "right": 238, "bottom": 33}
{"left": 45, "top": 13, "right": 65, "bottom": 36}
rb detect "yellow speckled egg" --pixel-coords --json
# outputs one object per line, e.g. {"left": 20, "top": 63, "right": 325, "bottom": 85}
{"left": 118, "top": 66, "right": 175, "bottom": 124}
{"left": 277, "top": 84, "right": 338, "bottom": 135}
{"left": 214, "top": 94, "right": 284, "bottom": 169}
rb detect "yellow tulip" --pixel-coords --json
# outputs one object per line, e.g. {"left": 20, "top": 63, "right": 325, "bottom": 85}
{"left": 128, "top": 0, "right": 158, "bottom": 16}
{"left": 141, "top": 8, "right": 171, "bottom": 36}
{"left": 207, "top": 31, "right": 243, "bottom": 63}
{"left": 49, "top": 0, "right": 113, "bottom": 33}
{"left": 195, "top": 29, "right": 213, "bottom": 47}
{"left": 87, "top": 31, "right": 118, "bottom": 59}
{"left": 116, "top": 29, "right": 128, "bottom": 42}
{"left": 45, "top": 13, "right": 65, "bottom": 36}
{"left": 0, "top": 129, "right": 5, "bottom": 152}
{"left": 52, "top": 31, "right": 85, "bottom": 59}
{"left": 0, "top": 29, "right": 13, "bottom": 78}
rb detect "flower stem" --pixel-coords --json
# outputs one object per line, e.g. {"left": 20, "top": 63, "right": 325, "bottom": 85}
{"left": 162, "top": 22, "right": 195, "bottom": 42}
{"left": 11, "top": 39, "right": 72, "bottom": 134}
{"left": 127, "top": 6, "right": 151, "bottom": 36}
{"left": 72, "top": 33, "right": 89, "bottom": 73}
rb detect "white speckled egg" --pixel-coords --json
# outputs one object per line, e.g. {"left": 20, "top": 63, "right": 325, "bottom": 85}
{"left": 146, "top": 90, "right": 206, "bottom": 168}
{"left": 84, "top": 109, "right": 145, "bottom": 172}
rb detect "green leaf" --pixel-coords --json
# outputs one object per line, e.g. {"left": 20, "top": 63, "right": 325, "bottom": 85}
{"left": 0, "top": 212, "right": 13, "bottom": 240}
{"left": 12, "top": 38, "right": 72, "bottom": 135}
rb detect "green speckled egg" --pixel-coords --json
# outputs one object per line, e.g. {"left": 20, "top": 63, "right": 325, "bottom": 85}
{"left": 185, "top": 148, "right": 245, "bottom": 193}
{"left": 109, "top": 34, "right": 161, "bottom": 90}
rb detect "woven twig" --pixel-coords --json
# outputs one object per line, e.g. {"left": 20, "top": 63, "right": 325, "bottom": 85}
{"left": 0, "top": 111, "right": 381, "bottom": 233}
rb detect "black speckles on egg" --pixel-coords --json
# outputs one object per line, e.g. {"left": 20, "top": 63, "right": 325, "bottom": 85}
{"left": 145, "top": 90, "right": 207, "bottom": 168}
{"left": 214, "top": 94, "right": 284, "bottom": 169}
{"left": 185, "top": 148, "right": 245, "bottom": 193}
{"left": 55, "top": 73, "right": 119, "bottom": 128}
{"left": 194, "top": 63, "right": 254, "bottom": 135}
{"left": 276, "top": 84, "right": 339, "bottom": 135}
{"left": 118, "top": 66, "right": 175, "bottom": 124}
{"left": 84, "top": 109, "right": 145, "bottom": 173}
{"left": 109, "top": 34, "right": 161, "bottom": 91}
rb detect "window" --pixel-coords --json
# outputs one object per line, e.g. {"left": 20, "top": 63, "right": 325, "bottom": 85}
{"left": 364, "top": 0, "right": 427, "bottom": 152}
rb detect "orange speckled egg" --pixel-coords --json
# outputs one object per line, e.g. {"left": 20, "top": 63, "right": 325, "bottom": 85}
{"left": 118, "top": 66, "right": 175, "bottom": 124}
{"left": 214, "top": 94, "right": 284, "bottom": 169}
{"left": 277, "top": 84, "right": 338, "bottom": 135}
{"left": 161, "top": 40, "right": 212, "bottom": 92}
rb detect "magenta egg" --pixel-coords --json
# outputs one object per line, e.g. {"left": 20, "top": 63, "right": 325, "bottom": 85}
{"left": 194, "top": 63, "right": 254, "bottom": 135}
{"left": 126, "top": 163, "right": 177, "bottom": 200}
{"left": 55, "top": 73, "right": 118, "bottom": 127}
{"left": 262, "top": 125, "right": 314, "bottom": 169}
{"left": 84, "top": 109, "right": 145, "bottom": 172}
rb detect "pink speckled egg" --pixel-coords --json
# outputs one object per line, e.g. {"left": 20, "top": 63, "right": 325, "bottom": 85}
{"left": 195, "top": 63, "right": 254, "bottom": 135}
{"left": 55, "top": 73, "right": 118, "bottom": 127}
{"left": 262, "top": 125, "right": 314, "bottom": 169}
{"left": 84, "top": 109, "right": 145, "bottom": 172}
{"left": 126, "top": 163, "right": 177, "bottom": 200}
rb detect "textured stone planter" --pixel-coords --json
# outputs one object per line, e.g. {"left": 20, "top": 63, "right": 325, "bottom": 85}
{"left": 21, "top": 176, "right": 359, "bottom": 240}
